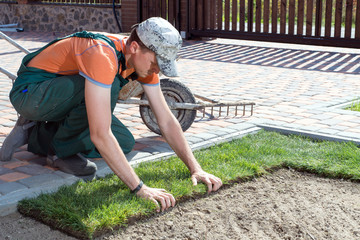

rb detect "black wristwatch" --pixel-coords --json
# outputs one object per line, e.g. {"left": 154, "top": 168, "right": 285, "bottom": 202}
{"left": 131, "top": 180, "right": 144, "bottom": 194}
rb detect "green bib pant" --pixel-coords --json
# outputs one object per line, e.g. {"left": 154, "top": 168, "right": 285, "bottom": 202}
{"left": 9, "top": 32, "right": 135, "bottom": 158}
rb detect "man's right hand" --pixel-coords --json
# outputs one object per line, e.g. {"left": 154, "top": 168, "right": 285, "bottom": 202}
{"left": 136, "top": 185, "right": 176, "bottom": 212}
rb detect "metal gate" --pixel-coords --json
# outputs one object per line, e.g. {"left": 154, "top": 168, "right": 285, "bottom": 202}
{"left": 138, "top": 0, "right": 181, "bottom": 29}
{"left": 139, "top": 0, "right": 360, "bottom": 48}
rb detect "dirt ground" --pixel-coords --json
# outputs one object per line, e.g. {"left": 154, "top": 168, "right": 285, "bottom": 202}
{"left": 0, "top": 169, "right": 359, "bottom": 240}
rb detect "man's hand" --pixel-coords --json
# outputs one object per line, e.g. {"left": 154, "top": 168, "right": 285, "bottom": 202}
{"left": 136, "top": 184, "right": 176, "bottom": 212}
{"left": 191, "top": 170, "right": 223, "bottom": 193}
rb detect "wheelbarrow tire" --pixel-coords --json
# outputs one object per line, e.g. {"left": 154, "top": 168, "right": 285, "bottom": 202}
{"left": 140, "top": 78, "right": 197, "bottom": 135}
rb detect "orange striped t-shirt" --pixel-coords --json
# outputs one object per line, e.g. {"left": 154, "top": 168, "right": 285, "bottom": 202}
{"left": 27, "top": 34, "right": 159, "bottom": 88}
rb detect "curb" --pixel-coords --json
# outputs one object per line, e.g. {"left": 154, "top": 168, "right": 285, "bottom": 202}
{"left": 257, "top": 124, "right": 360, "bottom": 146}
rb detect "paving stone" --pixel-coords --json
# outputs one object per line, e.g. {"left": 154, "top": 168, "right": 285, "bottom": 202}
{"left": 248, "top": 118, "right": 270, "bottom": 125}
{"left": 281, "top": 123, "right": 307, "bottom": 130}
{"left": 157, "top": 142, "right": 171, "bottom": 148}
{"left": 127, "top": 127, "right": 137, "bottom": 132}
{"left": 127, "top": 151, "right": 153, "bottom": 161}
{"left": 256, "top": 101, "right": 278, "bottom": 106}
{"left": 185, "top": 136, "right": 205, "bottom": 144}
{"left": 139, "top": 132, "right": 159, "bottom": 138}
{"left": 192, "top": 132, "right": 218, "bottom": 140}
{"left": 213, "top": 127, "right": 238, "bottom": 134}
{"left": 316, "top": 128, "right": 341, "bottom": 135}
{"left": 276, "top": 111, "right": 295, "bottom": 117}
{"left": 53, "top": 170, "right": 79, "bottom": 180}
{"left": 14, "top": 164, "right": 54, "bottom": 176}
{"left": 349, "top": 118, "right": 360, "bottom": 124}
{"left": 223, "top": 118, "right": 247, "bottom": 124}
{"left": 311, "top": 114, "right": 336, "bottom": 120}
{"left": 96, "top": 166, "right": 113, "bottom": 178}
{"left": 123, "top": 122, "right": 141, "bottom": 127}
{"left": 200, "top": 126, "right": 231, "bottom": 137}
{"left": 125, "top": 151, "right": 140, "bottom": 162}
{"left": 330, "top": 109, "right": 354, "bottom": 114}
{"left": 1, "top": 121, "right": 16, "bottom": 127}
{"left": 331, "top": 125, "right": 351, "bottom": 131}
{"left": 151, "top": 144, "right": 174, "bottom": 153}
{"left": 0, "top": 172, "right": 31, "bottom": 182}
{"left": 2, "top": 160, "right": 30, "bottom": 169}
{"left": 227, "top": 123, "right": 257, "bottom": 131}
{"left": 322, "top": 119, "right": 343, "bottom": 126}
{"left": 302, "top": 104, "right": 323, "bottom": 110}
{"left": 202, "top": 125, "right": 222, "bottom": 131}
{"left": 28, "top": 157, "right": 47, "bottom": 166}
{"left": 288, "top": 102, "right": 307, "bottom": 107}
{"left": 0, "top": 167, "right": 13, "bottom": 175}
{"left": 135, "top": 138, "right": 161, "bottom": 146}
{"left": 297, "top": 125, "right": 321, "bottom": 132}
{"left": 18, "top": 173, "right": 64, "bottom": 188}
{"left": 336, "top": 132, "right": 360, "bottom": 140}
{"left": 0, "top": 182, "right": 28, "bottom": 195}
{"left": 208, "top": 129, "right": 232, "bottom": 137}
{"left": 140, "top": 147, "right": 160, "bottom": 154}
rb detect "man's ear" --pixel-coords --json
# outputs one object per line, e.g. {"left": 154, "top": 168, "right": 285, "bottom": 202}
{"left": 129, "top": 41, "right": 139, "bottom": 54}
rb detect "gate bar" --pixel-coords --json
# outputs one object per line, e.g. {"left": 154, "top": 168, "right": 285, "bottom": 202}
{"left": 189, "top": 30, "right": 360, "bottom": 48}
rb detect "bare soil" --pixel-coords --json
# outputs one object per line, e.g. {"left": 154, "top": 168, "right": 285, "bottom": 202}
{"left": 1, "top": 169, "right": 359, "bottom": 240}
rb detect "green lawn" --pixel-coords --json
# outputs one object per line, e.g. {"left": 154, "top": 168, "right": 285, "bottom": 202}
{"left": 348, "top": 100, "right": 360, "bottom": 112}
{"left": 18, "top": 130, "right": 360, "bottom": 239}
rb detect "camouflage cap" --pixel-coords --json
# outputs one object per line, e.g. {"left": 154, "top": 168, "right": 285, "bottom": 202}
{"left": 136, "top": 17, "right": 182, "bottom": 77}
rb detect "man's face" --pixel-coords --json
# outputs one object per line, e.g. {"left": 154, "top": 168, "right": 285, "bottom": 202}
{"left": 130, "top": 42, "right": 160, "bottom": 78}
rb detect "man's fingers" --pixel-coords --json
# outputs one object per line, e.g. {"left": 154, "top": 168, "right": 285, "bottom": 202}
{"left": 169, "top": 193, "right": 176, "bottom": 207}
{"left": 163, "top": 192, "right": 176, "bottom": 208}
{"left": 150, "top": 198, "right": 161, "bottom": 212}
{"left": 161, "top": 194, "right": 171, "bottom": 211}
{"left": 191, "top": 175, "right": 198, "bottom": 186}
{"left": 140, "top": 186, "right": 176, "bottom": 212}
{"left": 194, "top": 173, "right": 223, "bottom": 193}
{"left": 212, "top": 178, "right": 222, "bottom": 191}
{"left": 154, "top": 192, "right": 176, "bottom": 212}
{"left": 204, "top": 177, "right": 213, "bottom": 193}
{"left": 156, "top": 195, "right": 166, "bottom": 212}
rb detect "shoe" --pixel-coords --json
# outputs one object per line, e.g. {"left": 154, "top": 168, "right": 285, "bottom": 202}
{"left": 0, "top": 116, "right": 35, "bottom": 161}
{"left": 46, "top": 153, "right": 97, "bottom": 176}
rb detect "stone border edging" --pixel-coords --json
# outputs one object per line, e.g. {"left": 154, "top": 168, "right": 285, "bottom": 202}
{"left": 258, "top": 124, "right": 360, "bottom": 146}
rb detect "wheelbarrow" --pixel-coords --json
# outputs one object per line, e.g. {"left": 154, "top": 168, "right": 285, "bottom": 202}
{"left": 0, "top": 31, "right": 255, "bottom": 135}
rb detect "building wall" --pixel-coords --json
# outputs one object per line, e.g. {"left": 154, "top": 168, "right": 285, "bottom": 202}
{"left": 0, "top": 1, "right": 187, "bottom": 34}
{"left": 0, "top": 3, "right": 121, "bottom": 33}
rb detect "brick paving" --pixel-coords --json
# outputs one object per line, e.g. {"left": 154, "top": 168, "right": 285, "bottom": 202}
{"left": 0, "top": 31, "right": 360, "bottom": 216}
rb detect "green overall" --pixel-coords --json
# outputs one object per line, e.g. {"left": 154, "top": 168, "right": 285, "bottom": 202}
{"left": 9, "top": 31, "right": 135, "bottom": 158}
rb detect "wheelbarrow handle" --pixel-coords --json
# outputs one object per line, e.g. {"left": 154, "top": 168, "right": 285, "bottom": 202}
{"left": 118, "top": 99, "right": 200, "bottom": 110}
{"left": 0, "top": 31, "right": 31, "bottom": 54}
{"left": 0, "top": 67, "right": 16, "bottom": 82}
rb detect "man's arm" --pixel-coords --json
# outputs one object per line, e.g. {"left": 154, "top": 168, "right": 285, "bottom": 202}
{"left": 84, "top": 80, "right": 175, "bottom": 212}
{"left": 142, "top": 84, "right": 223, "bottom": 193}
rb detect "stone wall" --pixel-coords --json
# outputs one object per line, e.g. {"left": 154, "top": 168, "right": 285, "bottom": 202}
{"left": 0, "top": 3, "right": 121, "bottom": 33}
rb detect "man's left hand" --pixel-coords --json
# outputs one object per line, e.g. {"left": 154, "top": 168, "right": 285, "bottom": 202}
{"left": 191, "top": 170, "right": 223, "bottom": 193}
